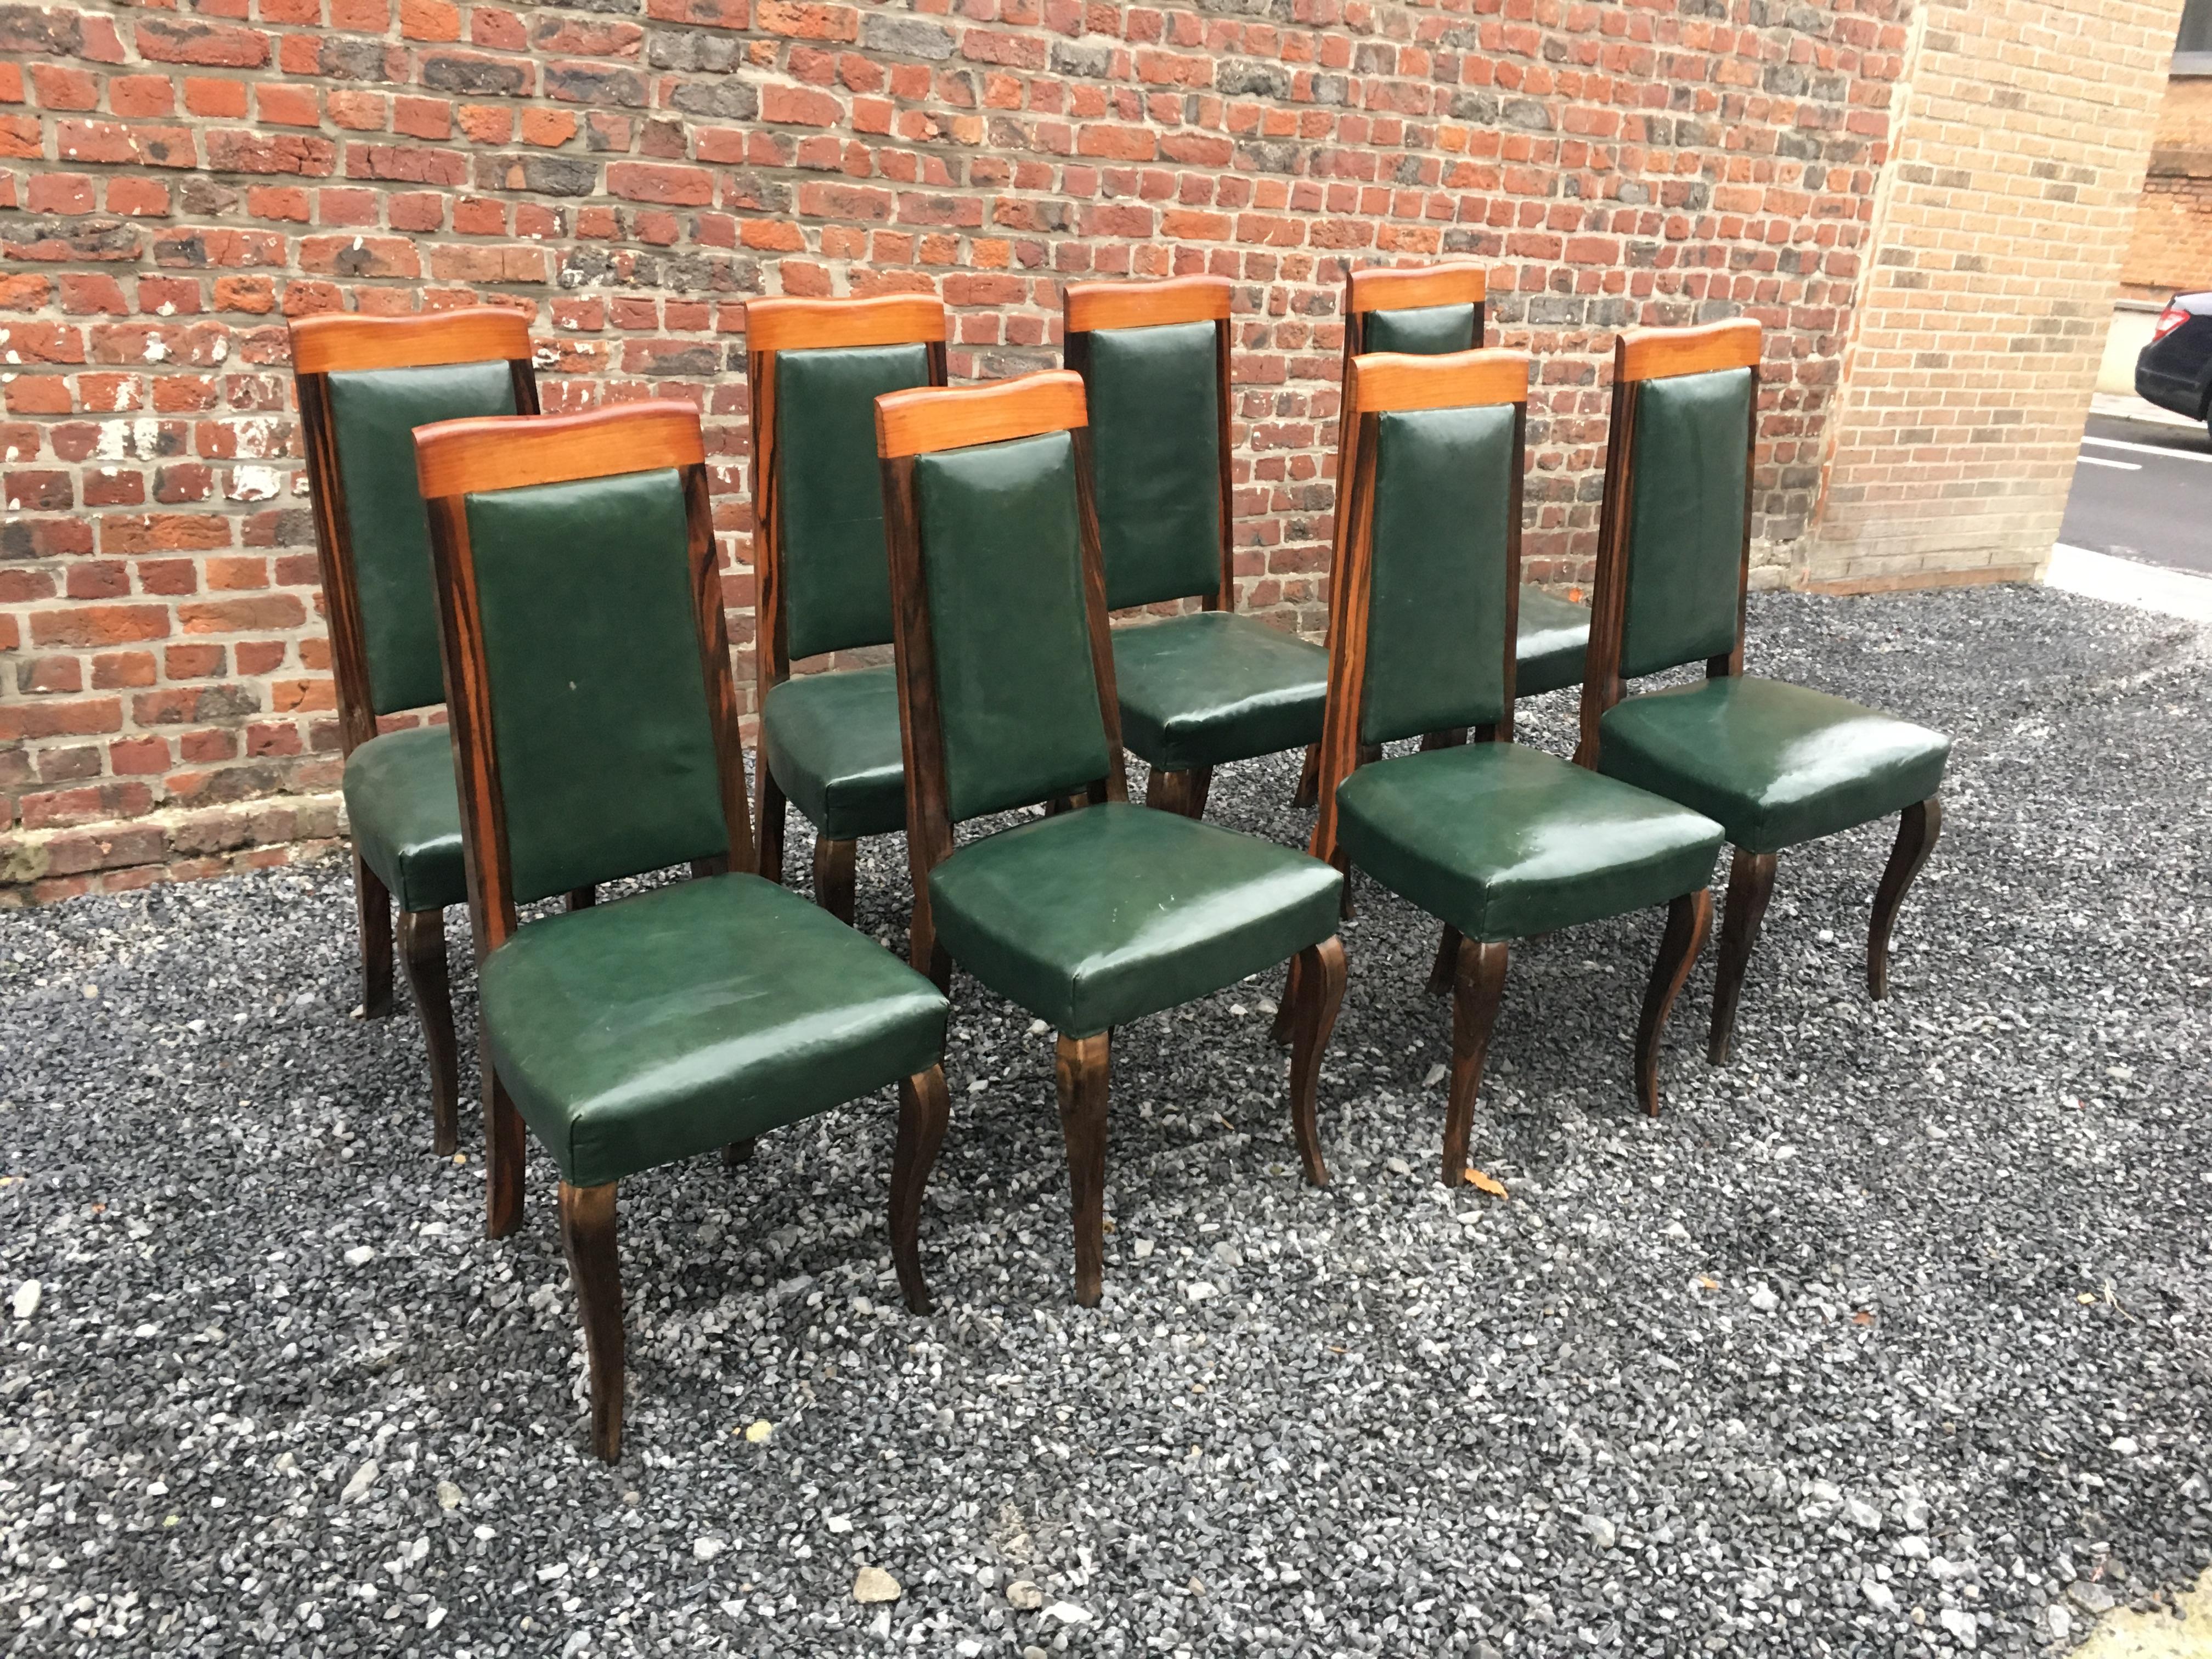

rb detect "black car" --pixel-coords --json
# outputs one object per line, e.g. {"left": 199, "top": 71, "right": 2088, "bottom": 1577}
{"left": 2135, "top": 290, "right": 2212, "bottom": 431}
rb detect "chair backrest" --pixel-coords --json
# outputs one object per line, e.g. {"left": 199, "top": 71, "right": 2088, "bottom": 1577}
{"left": 1062, "top": 275, "right": 1234, "bottom": 613}
{"left": 876, "top": 373, "right": 1126, "bottom": 871}
{"left": 1345, "top": 263, "right": 1487, "bottom": 359}
{"left": 292, "top": 308, "right": 538, "bottom": 750}
{"left": 1312, "top": 349, "right": 1529, "bottom": 867}
{"left": 1578, "top": 319, "right": 1762, "bottom": 764}
{"left": 413, "top": 403, "right": 752, "bottom": 952}
{"left": 745, "top": 295, "right": 947, "bottom": 689}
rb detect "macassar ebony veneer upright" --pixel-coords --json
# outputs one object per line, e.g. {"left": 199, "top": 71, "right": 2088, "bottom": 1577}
{"left": 1311, "top": 347, "right": 1724, "bottom": 1183}
{"left": 292, "top": 307, "right": 539, "bottom": 1155}
{"left": 414, "top": 401, "right": 951, "bottom": 1462}
{"left": 874, "top": 371, "right": 1348, "bottom": 1305}
{"left": 1577, "top": 320, "right": 1951, "bottom": 1062}
{"left": 1060, "top": 275, "right": 1330, "bottom": 821}
{"left": 745, "top": 294, "right": 949, "bottom": 922}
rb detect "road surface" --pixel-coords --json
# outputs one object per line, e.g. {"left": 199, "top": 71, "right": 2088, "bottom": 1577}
{"left": 2059, "top": 411, "right": 2212, "bottom": 576}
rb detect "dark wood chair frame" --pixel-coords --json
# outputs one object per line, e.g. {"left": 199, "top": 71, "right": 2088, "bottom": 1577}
{"left": 1575, "top": 319, "right": 1942, "bottom": 1065}
{"left": 1059, "top": 274, "right": 1238, "bottom": 821}
{"left": 416, "top": 401, "right": 950, "bottom": 1460}
{"left": 1311, "top": 348, "right": 1711, "bottom": 1182}
{"left": 293, "top": 307, "right": 539, "bottom": 1156}
{"left": 744, "top": 293, "right": 950, "bottom": 923}
{"left": 875, "top": 371, "right": 1347, "bottom": 1304}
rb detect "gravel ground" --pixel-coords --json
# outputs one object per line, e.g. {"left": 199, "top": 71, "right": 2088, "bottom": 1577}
{"left": 3, "top": 585, "right": 2210, "bottom": 1659}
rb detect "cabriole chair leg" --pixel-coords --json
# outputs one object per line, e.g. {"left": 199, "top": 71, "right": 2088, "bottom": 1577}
{"left": 558, "top": 1180, "right": 624, "bottom": 1464}
{"left": 397, "top": 907, "right": 460, "bottom": 1155}
{"left": 890, "top": 1065, "right": 951, "bottom": 1313}
{"left": 357, "top": 854, "right": 394, "bottom": 1020}
{"left": 1443, "top": 939, "right": 1509, "bottom": 1187}
{"left": 484, "top": 1058, "right": 526, "bottom": 1239}
{"left": 1635, "top": 889, "right": 1712, "bottom": 1116}
{"left": 812, "top": 836, "right": 857, "bottom": 926}
{"left": 1708, "top": 847, "right": 1778, "bottom": 1065}
{"left": 1284, "top": 936, "right": 1347, "bottom": 1186}
{"left": 1868, "top": 795, "right": 1941, "bottom": 1000}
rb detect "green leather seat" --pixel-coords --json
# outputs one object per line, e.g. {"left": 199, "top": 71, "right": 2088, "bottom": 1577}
{"left": 1598, "top": 675, "right": 1951, "bottom": 854}
{"left": 758, "top": 664, "right": 906, "bottom": 842}
{"left": 928, "top": 800, "right": 1341, "bottom": 1038}
{"left": 480, "top": 871, "right": 946, "bottom": 1190}
{"left": 1337, "top": 742, "right": 1722, "bottom": 941}
{"left": 1111, "top": 610, "right": 1328, "bottom": 772}
{"left": 1514, "top": 587, "right": 1591, "bottom": 698}
{"left": 340, "top": 723, "right": 465, "bottom": 915}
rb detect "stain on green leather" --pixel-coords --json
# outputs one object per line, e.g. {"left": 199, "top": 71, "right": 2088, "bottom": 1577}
{"left": 760, "top": 664, "right": 906, "bottom": 840}
{"left": 481, "top": 872, "right": 947, "bottom": 1188}
{"left": 325, "top": 361, "right": 518, "bottom": 718}
{"left": 1112, "top": 611, "right": 1327, "bottom": 771}
{"left": 1358, "top": 404, "right": 1514, "bottom": 745}
{"left": 1619, "top": 366, "right": 1751, "bottom": 679}
{"left": 465, "top": 469, "right": 729, "bottom": 902}
{"left": 342, "top": 723, "right": 465, "bottom": 913}
{"left": 928, "top": 802, "right": 1342, "bottom": 1036}
{"left": 1336, "top": 742, "right": 1722, "bottom": 942}
{"left": 914, "top": 432, "right": 1111, "bottom": 822}
{"left": 1599, "top": 675, "right": 1950, "bottom": 853}
{"left": 1362, "top": 303, "right": 1477, "bottom": 357}
{"left": 1085, "top": 320, "right": 1222, "bottom": 611}
{"left": 1514, "top": 586, "right": 1590, "bottom": 697}
{"left": 775, "top": 343, "right": 932, "bottom": 661}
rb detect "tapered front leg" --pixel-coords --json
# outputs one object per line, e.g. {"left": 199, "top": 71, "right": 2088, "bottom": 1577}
{"left": 890, "top": 1065, "right": 952, "bottom": 1314}
{"left": 1424, "top": 924, "right": 1462, "bottom": 997}
{"left": 557, "top": 1180, "right": 624, "bottom": 1464}
{"left": 1144, "top": 766, "right": 1192, "bottom": 816}
{"left": 1054, "top": 1031, "right": 1112, "bottom": 1307}
{"left": 812, "top": 836, "right": 857, "bottom": 926}
{"left": 1292, "top": 743, "right": 1320, "bottom": 809}
{"left": 1635, "top": 889, "right": 1713, "bottom": 1116}
{"left": 1868, "top": 795, "right": 1941, "bottom": 1000}
{"left": 1284, "top": 936, "right": 1348, "bottom": 1186}
{"left": 1708, "top": 847, "right": 1778, "bottom": 1065}
{"left": 397, "top": 907, "right": 460, "bottom": 1156}
{"left": 1443, "top": 938, "right": 1509, "bottom": 1186}
{"left": 755, "top": 753, "right": 788, "bottom": 885}
{"left": 484, "top": 1054, "right": 525, "bottom": 1239}
{"left": 356, "top": 853, "right": 394, "bottom": 1020}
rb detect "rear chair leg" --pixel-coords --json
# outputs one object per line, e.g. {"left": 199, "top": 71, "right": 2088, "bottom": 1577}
{"left": 1636, "top": 889, "right": 1713, "bottom": 1116}
{"left": 356, "top": 854, "right": 393, "bottom": 1019}
{"left": 755, "top": 754, "right": 788, "bottom": 885}
{"left": 1868, "top": 795, "right": 1941, "bottom": 1000}
{"left": 484, "top": 1054, "right": 525, "bottom": 1239}
{"left": 1443, "top": 939, "right": 1509, "bottom": 1186}
{"left": 721, "top": 1137, "right": 755, "bottom": 1169}
{"left": 1708, "top": 847, "right": 1778, "bottom": 1065}
{"left": 1284, "top": 936, "right": 1348, "bottom": 1186}
{"left": 812, "top": 836, "right": 857, "bottom": 926}
{"left": 1424, "top": 924, "right": 1462, "bottom": 997}
{"left": 890, "top": 1065, "right": 952, "bottom": 1313}
{"left": 1292, "top": 744, "right": 1321, "bottom": 809}
{"left": 557, "top": 1180, "right": 624, "bottom": 1464}
{"left": 1053, "top": 1031, "right": 1112, "bottom": 1307}
{"left": 398, "top": 907, "right": 460, "bottom": 1156}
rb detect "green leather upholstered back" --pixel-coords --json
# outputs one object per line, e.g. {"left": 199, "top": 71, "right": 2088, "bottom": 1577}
{"left": 326, "top": 360, "right": 518, "bottom": 716}
{"left": 1358, "top": 404, "right": 1514, "bottom": 746}
{"left": 775, "top": 342, "right": 933, "bottom": 660}
{"left": 913, "top": 432, "right": 1112, "bottom": 822}
{"left": 464, "top": 468, "right": 730, "bottom": 902}
{"left": 1083, "top": 320, "right": 1222, "bottom": 611}
{"left": 1361, "top": 303, "right": 1477, "bottom": 357}
{"left": 1618, "top": 366, "right": 1752, "bottom": 679}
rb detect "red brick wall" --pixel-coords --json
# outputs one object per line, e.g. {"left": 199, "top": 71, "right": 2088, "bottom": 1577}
{"left": 2, "top": 0, "right": 1919, "bottom": 899}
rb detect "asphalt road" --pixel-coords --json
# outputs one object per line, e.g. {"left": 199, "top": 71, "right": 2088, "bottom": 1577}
{"left": 2060, "top": 411, "right": 2212, "bottom": 575}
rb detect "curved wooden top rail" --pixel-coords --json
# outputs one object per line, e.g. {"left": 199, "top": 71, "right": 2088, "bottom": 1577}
{"left": 876, "top": 370, "right": 1087, "bottom": 460}
{"left": 1347, "top": 348, "right": 1528, "bottom": 416}
{"left": 1616, "top": 318, "right": 1763, "bottom": 382}
{"left": 415, "top": 400, "right": 705, "bottom": 500}
{"left": 744, "top": 292, "right": 947, "bottom": 355}
{"left": 1347, "top": 262, "right": 1486, "bottom": 315}
{"left": 1063, "top": 274, "right": 1232, "bottom": 334}
{"left": 291, "top": 307, "right": 532, "bottom": 376}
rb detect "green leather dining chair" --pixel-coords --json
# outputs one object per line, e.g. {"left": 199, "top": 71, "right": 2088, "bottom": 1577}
{"left": 414, "top": 402, "right": 951, "bottom": 1462}
{"left": 294, "top": 308, "right": 539, "bottom": 1155}
{"left": 1311, "top": 348, "right": 1725, "bottom": 1186}
{"left": 1577, "top": 320, "right": 1951, "bottom": 1064}
{"left": 875, "top": 372, "right": 1348, "bottom": 1306}
{"left": 1061, "top": 275, "right": 1329, "bottom": 820}
{"left": 746, "top": 294, "right": 947, "bottom": 923}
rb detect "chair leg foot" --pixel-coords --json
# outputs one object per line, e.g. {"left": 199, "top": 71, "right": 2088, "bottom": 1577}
{"left": 1291, "top": 743, "right": 1319, "bottom": 809}
{"left": 1443, "top": 939, "right": 1508, "bottom": 1186}
{"left": 485, "top": 1060, "right": 524, "bottom": 1239}
{"left": 1708, "top": 847, "right": 1778, "bottom": 1065}
{"left": 756, "top": 757, "right": 788, "bottom": 885}
{"left": 1868, "top": 795, "right": 1940, "bottom": 1000}
{"left": 721, "top": 1137, "right": 755, "bottom": 1169}
{"left": 890, "top": 1065, "right": 951, "bottom": 1314}
{"left": 1054, "top": 1031, "right": 1111, "bottom": 1307}
{"left": 812, "top": 836, "right": 857, "bottom": 926}
{"left": 1637, "top": 889, "right": 1713, "bottom": 1116}
{"left": 356, "top": 854, "right": 393, "bottom": 1020}
{"left": 1424, "top": 924, "right": 1462, "bottom": 997}
{"left": 558, "top": 1180, "right": 624, "bottom": 1464}
{"left": 1284, "top": 936, "right": 1347, "bottom": 1186}
{"left": 398, "top": 907, "right": 460, "bottom": 1156}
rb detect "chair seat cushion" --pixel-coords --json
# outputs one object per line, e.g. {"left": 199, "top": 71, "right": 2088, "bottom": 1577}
{"left": 1336, "top": 743, "right": 1724, "bottom": 942}
{"left": 1514, "top": 586, "right": 1590, "bottom": 698}
{"left": 1112, "top": 611, "right": 1328, "bottom": 772}
{"left": 760, "top": 665, "right": 906, "bottom": 840}
{"left": 480, "top": 873, "right": 947, "bottom": 1189}
{"left": 1598, "top": 675, "right": 1950, "bottom": 853}
{"left": 928, "top": 801, "right": 1342, "bottom": 1036}
{"left": 342, "top": 724, "right": 466, "bottom": 914}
